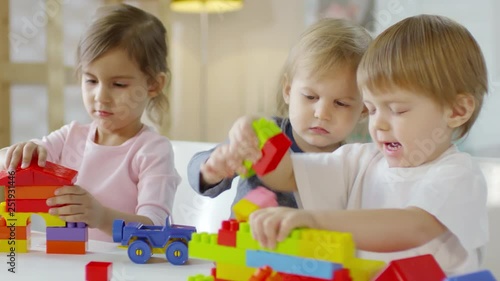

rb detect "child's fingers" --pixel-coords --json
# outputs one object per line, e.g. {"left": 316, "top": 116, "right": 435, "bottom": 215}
{"left": 7, "top": 145, "right": 25, "bottom": 170}
{"left": 5, "top": 145, "right": 16, "bottom": 171}
{"left": 54, "top": 185, "right": 86, "bottom": 196}
{"left": 21, "top": 142, "right": 40, "bottom": 168}
{"left": 58, "top": 214, "right": 87, "bottom": 224}
{"left": 36, "top": 146, "right": 47, "bottom": 167}
{"left": 277, "top": 217, "right": 296, "bottom": 242}
{"left": 48, "top": 204, "right": 84, "bottom": 216}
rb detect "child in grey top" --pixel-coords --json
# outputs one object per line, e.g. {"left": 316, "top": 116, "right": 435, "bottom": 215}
{"left": 187, "top": 18, "right": 372, "bottom": 218}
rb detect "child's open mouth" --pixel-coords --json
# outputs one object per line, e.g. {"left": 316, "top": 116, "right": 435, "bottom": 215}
{"left": 385, "top": 142, "right": 402, "bottom": 151}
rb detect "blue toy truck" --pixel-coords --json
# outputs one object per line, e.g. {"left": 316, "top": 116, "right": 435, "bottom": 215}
{"left": 112, "top": 216, "right": 197, "bottom": 265}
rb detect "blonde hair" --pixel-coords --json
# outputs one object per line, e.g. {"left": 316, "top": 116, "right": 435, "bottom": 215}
{"left": 76, "top": 4, "right": 169, "bottom": 126}
{"left": 357, "top": 15, "right": 488, "bottom": 139}
{"left": 276, "top": 18, "right": 372, "bottom": 117}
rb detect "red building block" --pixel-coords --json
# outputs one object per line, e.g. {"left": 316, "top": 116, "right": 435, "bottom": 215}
{"left": 217, "top": 219, "right": 239, "bottom": 247}
{"left": 86, "top": 261, "right": 112, "bottom": 281}
{"left": 250, "top": 266, "right": 274, "bottom": 281}
{"left": 253, "top": 133, "right": 292, "bottom": 176}
{"left": 278, "top": 268, "right": 352, "bottom": 281}
{"left": 0, "top": 158, "right": 77, "bottom": 186}
{"left": 373, "top": 254, "right": 445, "bottom": 281}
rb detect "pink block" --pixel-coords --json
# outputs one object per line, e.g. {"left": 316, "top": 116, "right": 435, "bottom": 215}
{"left": 244, "top": 186, "right": 278, "bottom": 208}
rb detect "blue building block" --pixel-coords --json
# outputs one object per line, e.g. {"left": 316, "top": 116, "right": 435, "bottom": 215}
{"left": 444, "top": 270, "right": 497, "bottom": 281}
{"left": 246, "top": 250, "right": 343, "bottom": 279}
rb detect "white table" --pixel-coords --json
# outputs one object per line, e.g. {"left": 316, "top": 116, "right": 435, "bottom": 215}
{"left": 0, "top": 232, "right": 213, "bottom": 281}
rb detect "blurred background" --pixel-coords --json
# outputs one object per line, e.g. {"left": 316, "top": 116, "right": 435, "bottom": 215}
{"left": 1, "top": 0, "right": 499, "bottom": 157}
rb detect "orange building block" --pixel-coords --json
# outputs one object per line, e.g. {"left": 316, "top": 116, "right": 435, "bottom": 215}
{"left": 0, "top": 224, "right": 30, "bottom": 240}
{"left": 4, "top": 185, "right": 59, "bottom": 200}
{"left": 46, "top": 240, "right": 87, "bottom": 254}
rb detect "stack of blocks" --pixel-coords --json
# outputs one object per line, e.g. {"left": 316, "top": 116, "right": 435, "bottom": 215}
{"left": 0, "top": 215, "right": 31, "bottom": 253}
{"left": 0, "top": 159, "right": 88, "bottom": 254}
{"left": 188, "top": 187, "right": 385, "bottom": 281}
{"left": 187, "top": 219, "right": 385, "bottom": 281}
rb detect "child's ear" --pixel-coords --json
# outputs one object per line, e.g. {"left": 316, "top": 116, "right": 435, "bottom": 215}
{"left": 282, "top": 74, "right": 291, "bottom": 104}
{"left": 147, "top": 72, "right": 167, "bottom": 98}
{"left": 446, "top": 93, "right": 475, "bottom": 128}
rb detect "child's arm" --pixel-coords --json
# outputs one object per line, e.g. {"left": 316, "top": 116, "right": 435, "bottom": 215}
{"left": 250, "top": 207, "right": 446, "bottom": 252}
{"left": 258, "top": 151, "right": 298, "bottom": 192}
{"left": 46, "top": 185, "right": 154, "bottom": 236}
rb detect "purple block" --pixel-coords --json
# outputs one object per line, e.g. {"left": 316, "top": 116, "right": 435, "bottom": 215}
{"left": 46, "top": 225, "right": 88, "bottom": 241}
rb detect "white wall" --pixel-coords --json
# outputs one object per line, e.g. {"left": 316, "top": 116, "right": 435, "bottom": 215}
{"left": 169, "top": 0, "right": 308, "bottom": 142}
{"left": 7, "top": 0, "right": 500, "bottom": 157}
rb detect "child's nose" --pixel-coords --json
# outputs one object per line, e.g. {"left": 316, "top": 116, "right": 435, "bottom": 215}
{"left": 94, "top": 86, "right": 111, "bottom": 103}
{"left": 371, "top": 112, "right": 389, "bottom": 131}
{"left": 314, "top": 102, "right": 331, "bottom": 121}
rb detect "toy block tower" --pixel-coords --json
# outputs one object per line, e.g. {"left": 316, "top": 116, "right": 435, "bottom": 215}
{"left": 0, "top": 215, "right": 31, "bottom": 253}
{"left": 0, "top": 158, "right": 88, "bottom": 254}
{"left": 241, "top": 118, "right": 292, "bottom": 179}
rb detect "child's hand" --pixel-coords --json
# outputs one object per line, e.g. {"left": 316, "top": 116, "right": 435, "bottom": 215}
{"left": 249, "top": 207, "right": 315, "bottom": 249}
{"left": 200, "top": 116, "right": 262, "bottom": 185}
{"left": 201, "top": 144, "right": 242, "bottom": 185}
{"left": 46, "top": 185, "right": 106, "bottom": 229}
{"left": 3, "top": 141, "right": 47, "bottom": 171}
{"left": 227, "top": 116, "right": 262, "bottom": 164}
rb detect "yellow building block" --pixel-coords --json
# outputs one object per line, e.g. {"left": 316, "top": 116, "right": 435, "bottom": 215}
{"left": 232, "top": 199, "right": 259, "bottom": 221}
{"left": 347, "top": 258, "right": 386, "bottom": 281}
{"left": 187, "top": 274, "right": 214, "bottom": 281}
{"left": 216, "top": 262, "right": 255, "bottom": 281}
{"left": 0, "top": 202, "right": 66, "bottom": 227}
{"left": 0, "top": 239, "right": 30, "bottom": 253}
{"left": 236, "top": 222, "right": 301, "bottom": 255}
{"left": 298, "top": 229, "right": 356, "bottom": 264}
{"left": 189, "top": 233, "right": 247, "bottom": 266}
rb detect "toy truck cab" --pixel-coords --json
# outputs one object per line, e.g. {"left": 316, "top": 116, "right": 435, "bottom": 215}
{"left": 112, "top": 216, "right": 196, "bottom": 265}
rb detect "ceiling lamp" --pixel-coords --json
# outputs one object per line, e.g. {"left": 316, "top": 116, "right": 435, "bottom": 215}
{"left": 170, "top": 0, "right": 243, "bottom": 14}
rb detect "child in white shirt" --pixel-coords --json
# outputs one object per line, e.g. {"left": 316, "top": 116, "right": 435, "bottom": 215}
{"left": 238, "top": 15, "right": 489, "bottom": 275}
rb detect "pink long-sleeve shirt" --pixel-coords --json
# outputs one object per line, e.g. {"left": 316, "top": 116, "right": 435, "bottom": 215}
{"left": 33, "top": 121, "right": 180, "bottom": 241}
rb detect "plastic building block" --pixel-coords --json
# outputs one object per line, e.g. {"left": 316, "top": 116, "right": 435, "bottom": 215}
{"left": 217, "top": 219, "right": 239, "bottom": 247}
{"left": 277, "top": 268, "right": 352, "bottom": 281}
{"left": 112, "top": 216, "right": 196, "bottom": 265}
{"left": 373, "top": 254, "right": 445, "bottom": 281}
{"left": 444, "top": 270, "right": 497, "bottom": 281}
{"left": 188, "top": 274, "right": 216, "bottom": 281}
{"left": 0, "top": 159, "right": 77, "bottom": 186}
{"left": 46, "top": 223, "right": 88, "bottom": 241}
{"left": 232, "top": 199, "right": 259, "bottom": 221}
{"left": 7, "top": 185, "right": 59, "bottom": 199}
{"left": 6, "top": 199, "right": 50, "bottom": 213}
{"left": 246, "top": 250, "right": 343, "bottom": 280}
{"left": 189, "top": 233, "right": 247, "bottom": 266}
{"left": 250, "top": 265, "right": 274, "bottom": 281}
{"left": 46, "top": 240, "right": 87, "bottom": 254}
{"left": 216, "top": 262, "right": 256, "bottom": 281}
{"left": 253, "top": 133, "right": 292, "bottom": 176}
{"left": 0, "top": 224, "right": 30, "bottom": 240}
{"left": 241, "top": 118, "right": 291, "bottom": 178}
{"left": 243, "top": 186, "right": 278, "bottom": 208}
{"left": 0, "top": 239, "right": 30, "bottom": 253}
{"left": 86, "top": 261, "right": 112, "bottom": 281}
